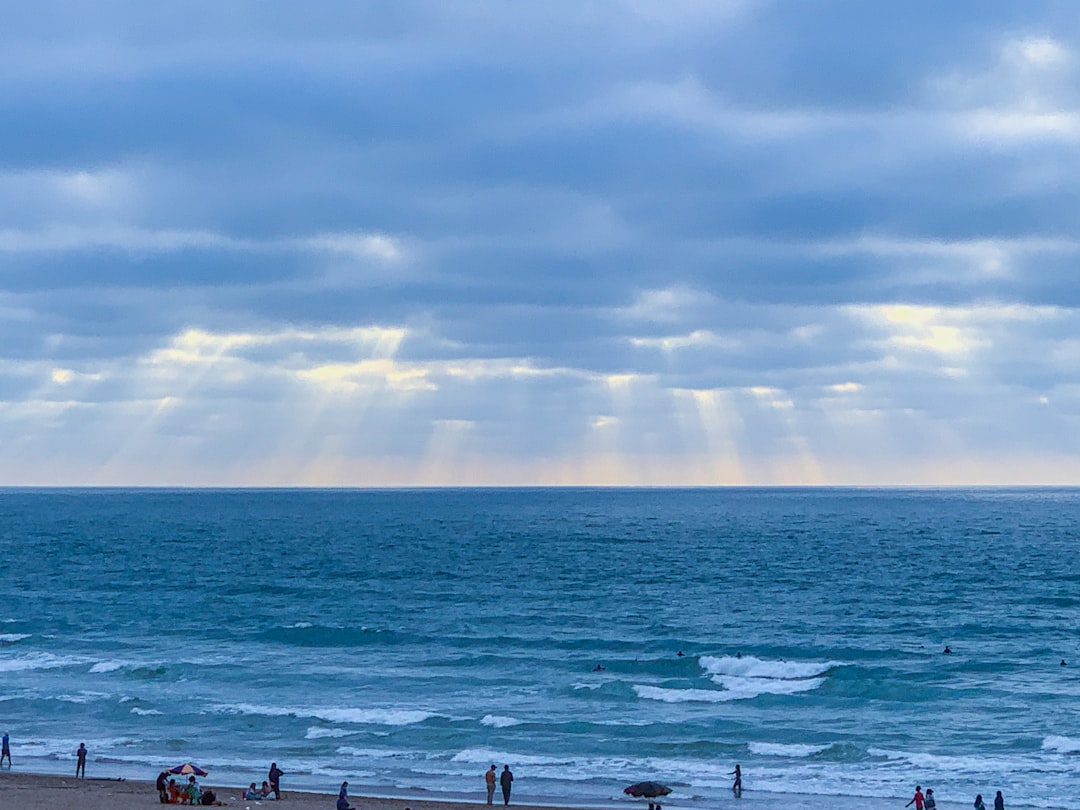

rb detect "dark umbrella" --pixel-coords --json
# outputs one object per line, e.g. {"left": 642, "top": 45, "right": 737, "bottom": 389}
{"left": 169, "top": 763, "right": 208, "bottom": 776}
{"left": 624, "top": 782, "right": 672, "bottom": 799}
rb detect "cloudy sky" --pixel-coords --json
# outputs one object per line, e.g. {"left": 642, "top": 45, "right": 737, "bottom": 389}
{"left": 3, "top": 1, "right": 1080, "bottom": 486}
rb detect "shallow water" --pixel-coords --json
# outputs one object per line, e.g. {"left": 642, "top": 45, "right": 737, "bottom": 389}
{"left": 0, "top": 488, "right": 1077, "bottom": 809}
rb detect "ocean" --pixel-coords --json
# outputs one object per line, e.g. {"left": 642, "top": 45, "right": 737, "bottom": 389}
{"left": 0, "top": 488, "right": 1077, "bottom": 809}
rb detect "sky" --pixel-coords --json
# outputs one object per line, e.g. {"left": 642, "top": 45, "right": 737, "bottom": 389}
{"left": 2, "top": 0, "right": 1080, "bottom": 486}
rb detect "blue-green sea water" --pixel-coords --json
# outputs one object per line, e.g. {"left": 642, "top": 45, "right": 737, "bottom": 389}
{"left": 0, "top": 489, "right": 1077, "bottom": 809}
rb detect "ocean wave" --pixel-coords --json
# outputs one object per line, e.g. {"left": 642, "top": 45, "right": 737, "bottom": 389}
{"left": 90, "top": 661, "right": 126, "bottom": 673}
{"left": 748, "top": 742, "right": 832, "bottom": 757}
{"left": 0, "top": 652, "right": 87, "bottom": 673}
{"left": 712, "top": 674, "right": 825, "bottom": 699}
{"left": 481, "top": 715, "right": 522, "bottom": 728}
{"left": 451, "top": 748, "right": 577, "bottom": 767}
{"left": 700, "top": 655, "right": 836, "bottom": 681}
{"left": 633, "top": 685, "right": 735, "bottom": 703}
{"left": 1042, "top": 735, "right": 1080, "bottom": 754}
{"left": 0, "top": 633, "right": 30, "bottom": 644}
{"left": 215, "top": 703, "right": 439, "bottom": 726}
{"left": 305, "top": 727, "right": 355, "bottom": 739}
{"left": 130, "top": 707, "right": 162, "bottom": 716}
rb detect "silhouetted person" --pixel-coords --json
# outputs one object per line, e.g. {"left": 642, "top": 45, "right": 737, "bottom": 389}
{"left": 268, "top": 762, "right": 284, "bottom": 799}
{"left": 156, "top": 769, "right": 170, "bottom": 803}
{"left": 1, "top": 732, "right": 10, "bottom": 767}
{"left": 943, "top": 646, "right": 952, "bottom": 654}
{"left": 994, "top": 791, "right": 1004, "bottom": 810}
{"left": 730, "top": 764, "right": 742, "bottom": 797}
{"left": 75, "top": 743, "right": 87, "bottom": 778}
{"left": 974, "top": 794, "right": 986, "bottom": 810}
{"left": 500, "top": 764, "right": 514, "bottom": 805}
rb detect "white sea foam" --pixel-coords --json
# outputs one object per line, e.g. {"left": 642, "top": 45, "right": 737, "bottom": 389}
{"left": 0, "top": 652, "right": 86, "bottom": 673}
{"left": 0, "top": 633, "right": 30, "bottom": 643}
{"left": 1042, "top": 735, "right": 1080, "bottom": 754}
{"left": 215, "top": 703, "right": 438, "bottom": 726}
{"left": 285, "top": 622, "right": 314, "bottom": 628}
{"left": 451, "top": 748, "right": 576, "bottom": 766}
{"left": 700, "top": 655, "right": 836, "bottom": 681}
{"left": 336, "top": 746, "right": 413, "bottom": 759}
{"left": 633, "top": 685, "right": 735, "bottom": 703}
{"left": 712, "top": 674, "right": 825, "bottom": 699}
{"left": 748, "top": 742, "right": 831, "bottom": 757}
{"left": 90, "top": 661, "right": 126, "bottom": 673}
{"left": 130, "top": 707, "right": 162, "bottom": 715}
{"left": 305, "top": 726, "right": 355, "bottom": 739}
{"left": 481, "top": 715, "right": 522, "bottom": 728}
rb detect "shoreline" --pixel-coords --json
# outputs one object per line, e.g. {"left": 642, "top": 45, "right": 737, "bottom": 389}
{"left": 0, "top": 770, "right": 990, "bottom": 810}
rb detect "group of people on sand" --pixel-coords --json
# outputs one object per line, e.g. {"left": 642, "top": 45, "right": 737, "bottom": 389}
{"left": 155, "top": 771, "right": 219, "bottom": 806}
{"left": 243, "top": 763, "right": 285, "bottom": 800}
{"left": 908, "top": 784, "right": 1007, "bottom": 810}
{"left": 154, "top": 762, "right": 282, "bottom": 805}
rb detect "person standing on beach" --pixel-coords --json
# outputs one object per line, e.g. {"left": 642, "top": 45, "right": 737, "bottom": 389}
{"left": 924, "top": 788, "right": 937, "bottom": 810}
{"left": 500, "top": 764, "right": 514, "bottom": 806}
{"left": 75, "top": 742, "right": 87, "bottom": 778}
{"left": 905, "top": 785, "right": 924, "bottom": 810}
{"left": 974, "top": 794, "right": 986, "bottom": 810}
{"left": 156, "top": 769, "right": 170, "bottom": 803}
{"left": 1, "top": 732, "right": 10, "bottom": 767}
{"left": 993, "top": 791, "right": 1005, "bottom": 810}
{"left": 268, "top": 761, "right": 284, "bottom": 799}
{"left": 486, "top": 764, "right": 497, "bottom": 804}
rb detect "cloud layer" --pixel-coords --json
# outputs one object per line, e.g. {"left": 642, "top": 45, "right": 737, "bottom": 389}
{"left": 2, "top": 1, "right": 1079, "bottom": 485}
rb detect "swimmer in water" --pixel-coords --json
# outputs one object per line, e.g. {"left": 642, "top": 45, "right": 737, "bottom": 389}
{"left": 593, "top": 664, "right": 605, "bottom": 672}
{"left": 944, "top": 646, "right": 952, "bottom": 654}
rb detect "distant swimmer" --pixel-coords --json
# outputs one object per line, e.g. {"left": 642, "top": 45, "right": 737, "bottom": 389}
{"left": 736, "top": 652, "right": 742, "bottom": 659}
{"left": 943, "top": 646, "right": 952, "bottom": 654}
{"left": 1061, "top": 660, "right": 1067, "bottom": 666}
{"left": 593, "top": 664, "right": 605, "bottom": 672}
{"left": 677, "top": 651, "right": 684, "bottom": 657}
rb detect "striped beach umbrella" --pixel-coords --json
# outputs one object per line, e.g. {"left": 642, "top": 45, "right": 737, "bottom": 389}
{"left": 168, "top": 763, "right": 208, "bottom": 776}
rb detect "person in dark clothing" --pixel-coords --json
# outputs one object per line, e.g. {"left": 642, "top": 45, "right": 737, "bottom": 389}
{"left": 500, "top": 765, "right": 514, "bottom": 806}
{"left": 156, "top": 769, "right": 170, "bottom": 803}
{"left": 730, "top": 764, "right": 742, "bottom": 797}
{"left": 76, "top": 743, "right": 87, "bottom": 778}
{"left": 1, "top": 732, "right": 10, "bottom": 767}
{"left": 994, "top": 791, "right": 1005, "bottom": 810}
{"left": 268, "top": 762, "right": 284, "bottom": 799}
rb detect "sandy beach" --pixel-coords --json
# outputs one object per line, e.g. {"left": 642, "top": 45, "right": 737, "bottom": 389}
{"left": 0, "top": 771, "right": 982, "bottom": 810}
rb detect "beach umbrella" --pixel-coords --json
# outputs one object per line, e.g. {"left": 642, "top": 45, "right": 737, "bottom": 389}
{"left": 169, "top": 763, "right": 208, "bottom": 776}
{"left": 624, "top": 782, "right": 671, "bottom": 799}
